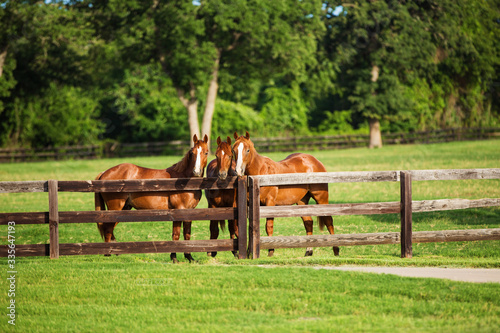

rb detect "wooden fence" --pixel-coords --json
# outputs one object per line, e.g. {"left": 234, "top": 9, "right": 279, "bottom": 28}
{"left": 1, "top": 127, "right": 499, "bottom": 162}
{"left": 1, "top": 168, "right": 499, "bottom": 259}
{"left": 0, "top": 177, "right": 248, "bottom": 259}
{"left": 246, "top": 168, "right": 500, "bottom": 258}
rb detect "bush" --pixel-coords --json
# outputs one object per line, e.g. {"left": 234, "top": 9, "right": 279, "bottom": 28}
{"left": 211, "top": 99, "right": 263, "bottom": 138}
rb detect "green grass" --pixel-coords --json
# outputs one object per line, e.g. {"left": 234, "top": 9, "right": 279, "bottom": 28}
{"left": 1, "top": 256, "right": 500, "bottom": 333}
{"left": 1, "top": 140, "right": 500, "bottom": 332}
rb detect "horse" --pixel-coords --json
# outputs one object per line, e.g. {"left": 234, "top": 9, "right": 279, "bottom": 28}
{"left": 232, "top": 131, "right": 340, "bottom": 257}
{"left": 205, "top": 136, "right": 238, "bottom": 258}
{"left": 94, "top": 134, "right": 209, "bottom": 263}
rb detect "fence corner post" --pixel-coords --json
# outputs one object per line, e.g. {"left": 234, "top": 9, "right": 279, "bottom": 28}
{"left": 248, "top": 177, "right": 260, "bottom": 259}
{"left": 400, "top": 171, "right": 412, "bottom": 258}
{"left": 48, "top": 179, "right": 60, "bottom": 259}
{"left": 237, "top": 176, "right": 247, "bottom": 259}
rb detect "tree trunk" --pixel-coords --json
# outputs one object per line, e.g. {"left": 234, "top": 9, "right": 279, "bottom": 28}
{"left": 368, "top": 65, "right": 382, "bottom": 148}
{"left": 0, "top": 48, "right": 7, "bottom": 78}
{"left": 201, "top": 50, "right": 221, "bottom": 151}
{"left": 368, "top": 118, "right": 382, "bottom": 148}
{"left": 177, "top": 86, "right": 200, "bottom": 143}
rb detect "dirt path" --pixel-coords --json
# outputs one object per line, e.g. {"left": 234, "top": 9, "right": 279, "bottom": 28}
{"left": 321, "top": 266, "right": 500, "bottom": 283}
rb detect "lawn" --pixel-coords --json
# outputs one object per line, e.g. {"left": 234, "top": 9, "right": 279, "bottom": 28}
{"left": 1, "top": 140, "right": 499, "bottom": 332}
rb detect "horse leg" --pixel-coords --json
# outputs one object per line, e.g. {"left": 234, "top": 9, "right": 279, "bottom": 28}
{"left": 99, "top": 196, "right": 127, "bottom": 256}
{"left": 182, "top": 221, "right": 195, "bottom": 263}
{"left": 99, "top": 222, "right": 118, "bottom": 249}
{"left": 310, "top": 185, "right": 340, "bottom": 256}
{"left": 228, "top": 219, "right": 238, "bottom": 258}
{"left": 208, "top": 220, "right": 220, "bottom": 257}
{"left": 298, "top": 195, "right": 314, "bottom": 256}
{"left": 170, "top": 221, "right": 182, "bottom": 263}
{"left": 266, "top": 218, "right": 275, "bottom": 257}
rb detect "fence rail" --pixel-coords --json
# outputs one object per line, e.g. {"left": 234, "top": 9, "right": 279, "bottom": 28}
{"left": 1, "top": 168, "right": 499, "bottom": 259}
{"left": 245, "top": 168, "right": 500, "bottom": 259}
{"left": 1, "top": 127, "right": 499, "bottom": 162}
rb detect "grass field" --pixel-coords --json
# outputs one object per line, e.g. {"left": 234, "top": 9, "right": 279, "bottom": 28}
{"left": 1, "top": 140, "right": 499, "bottom": 332}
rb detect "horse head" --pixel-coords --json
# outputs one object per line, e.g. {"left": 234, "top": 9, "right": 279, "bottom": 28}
{"left": 233, "top": 131, "right": 253, "bottom": 177}
{"left": 215, "top": 136, "right": 233, "bottom": 180}
{"left": 191, "top": 134, "right": 209, "bottom": 177}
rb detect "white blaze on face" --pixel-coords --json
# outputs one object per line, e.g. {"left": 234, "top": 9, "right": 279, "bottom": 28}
{"left": 235, "top": 143, "right": 245, "bottom": 176}
{"left": 194, "top": 146, "right": 202, "bottom": 175}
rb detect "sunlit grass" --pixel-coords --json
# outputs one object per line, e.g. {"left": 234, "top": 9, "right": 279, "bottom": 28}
{"left": 1, "top": 140, "right": 499, "bottom": 265}
{"left": 0, "top": 140, "right": 499, "bottom": 332}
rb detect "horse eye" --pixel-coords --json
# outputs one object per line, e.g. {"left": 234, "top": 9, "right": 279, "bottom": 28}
{"left": 247, "top": 149, "right": 250, "bottom": 153}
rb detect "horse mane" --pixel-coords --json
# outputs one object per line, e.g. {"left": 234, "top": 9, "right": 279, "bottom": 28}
{"left": 170, "top": 148, "right": 192, "bottom": 174}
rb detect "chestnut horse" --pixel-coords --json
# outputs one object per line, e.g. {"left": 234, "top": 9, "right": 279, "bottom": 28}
{"left": 233, "top": 131, "right": 340, "bottom": 257}
{"left": 95, "top": 134, "right": 209, "bottom": 263}
{"left": 205, "top": 136, "right": 238, "bottom": 257}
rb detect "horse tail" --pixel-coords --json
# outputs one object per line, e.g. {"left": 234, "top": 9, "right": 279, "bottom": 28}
{"left": 219, "top": 221, "right": 226, "bottom": 232}
{"left": 95, "top": 172, "right": 106, "bottom": 240}
{"left": 318, "top": 216, "right": 326, "bottom": 232}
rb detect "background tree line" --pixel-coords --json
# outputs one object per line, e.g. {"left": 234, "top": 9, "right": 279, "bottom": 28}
{"left": 1, "top": 0, "right": 499, "bottom": 149}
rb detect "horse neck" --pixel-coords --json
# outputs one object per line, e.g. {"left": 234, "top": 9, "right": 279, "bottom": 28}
{"left": 169, "top": 150, "right": 197, "bottom": 178}
{"left": 229, "top": 160, "right": 237, "bottom": 176}
{"left": 245, "top": 148, "right": 268, "bottom": 175}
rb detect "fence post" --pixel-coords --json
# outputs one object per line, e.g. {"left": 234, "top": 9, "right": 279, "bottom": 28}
{"left": 400, "top": 171, "right": 412, "bottom": 258}
{"left": 48, "top": 179, "right": 59, "bottom": 259}
{"left": 237, "top": 176, "right": 247, "bottom": 259}
{"left": 248, "top": 177, "right": 260, "bottom": 259}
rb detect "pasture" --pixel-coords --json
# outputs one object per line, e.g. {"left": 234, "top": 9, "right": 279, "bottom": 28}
{"left": 1, "top": 140, "right": 499, "bottom": 332}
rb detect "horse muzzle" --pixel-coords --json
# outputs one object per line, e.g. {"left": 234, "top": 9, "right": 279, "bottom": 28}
{"left": 235, "top": 167, "right": 245, "bottom": 177}
{"left": 218, "top": 170, "right": 228, "bottom": 181}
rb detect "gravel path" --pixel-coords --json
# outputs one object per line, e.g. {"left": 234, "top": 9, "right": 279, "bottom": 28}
{"left": 321, "top": 266, "right": 500, "bottom": 283}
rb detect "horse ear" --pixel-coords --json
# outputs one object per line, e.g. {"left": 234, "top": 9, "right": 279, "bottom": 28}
{"left": 227, "top": 136, "right": 231, "bottom": 145}
{"left": 234, "top": 132, "right": 239, "bottom": 139}
{"left": 245, "top": 131, "right": 250, "bottom": 139}
{"left": 203, "top": 134, "right": 208, "bottom": 143}
{"left": 193, "top": 134, "right": 198, "bottom": 143}
{"left": 217, "top": 136, "right": 221, "bottom": 145}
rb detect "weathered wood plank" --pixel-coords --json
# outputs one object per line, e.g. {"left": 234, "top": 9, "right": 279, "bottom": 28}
{"left": 255, "top": 171, "right": 399, "bottom": 186}
{"left": 248, "top": 177, "right": 261, "bottom": 259}
{"left": 257, "top": 198, "right": 500, "bottom": 220}
{"left": 3, "top": 198, "right": 495, "bottom": 226}
{"left": 3, "top": 228, "right": 498, "bottom": 257}
{"left": 259, "top": 228, "right": 500, "bottom": 250}
{"left": 400, "top": 171, "right": 412, "bottom": 258}
{"left": 412, "top": 228, "right": 500, "bottom": 243}
{"left": 48, "top": 180, "right": 59, "bottom": 259}
{"left": 0, "top": 239, "right": 237, "bottom": 257}
{"left": 58, "top": 208, "right": 237, "bottom": 223}
{"left": 1, "top": 168, "right": 497, "bottom": 193}
{"left": 0, "top": 208, "right": 237, "bottom": 225}
{"left": 412, "top": 198, "right": 500, "bottom": 212}
{"left": 411, "top": 169, "right": 500, "bottom": 181}
{"left": 0, "top": 212, "right": 49, "bottom": 225}
{"left": 0, "top": 181, "right": 47, "bottom": 193}
{"left": 260, "top": 232, "right": 400, "bottom": 249}
{"left": 58, "top": 177, "right": 237, "bottom": 192}
{"left": 59, "top": 239, "right": 237, "bottom": 256}
{"left": 237, "top": 176, "right": 247, "bottom": 259}
{"left": 0, "top": 244, "right": 49, "bottom": 257}
{"left": 259, "top": 202, "right": 400, "bottom": 219}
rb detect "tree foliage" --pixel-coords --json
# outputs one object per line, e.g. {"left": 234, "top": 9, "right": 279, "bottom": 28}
{"left": 0, "top": 0, "right": 499, "bottom": 149}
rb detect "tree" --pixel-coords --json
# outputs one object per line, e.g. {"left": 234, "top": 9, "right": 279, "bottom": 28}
{"left": 0, "top": 1, "right": 102, "bottom": 147}
{"left": 151, "top": 0, "right": 324, "bottom": 146}
{"left": 322, "top": 1, "right": 435, "bottom": 147}
{"left": 320, "top": 0, "right": 500, "bottom": 146}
